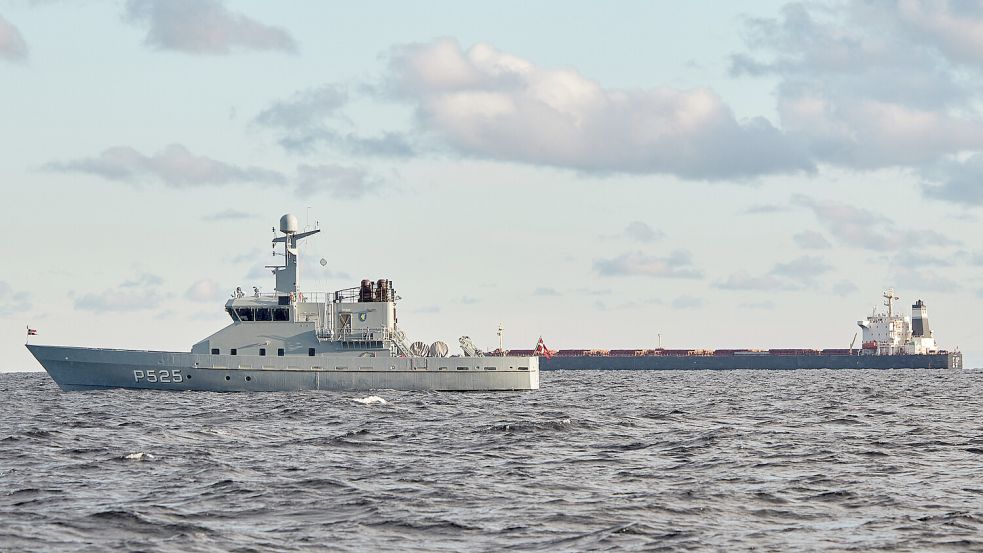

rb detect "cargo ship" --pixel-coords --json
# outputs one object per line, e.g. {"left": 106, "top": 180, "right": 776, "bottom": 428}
{"left": 498, "top": 289, "right": 962, "bottom": 370}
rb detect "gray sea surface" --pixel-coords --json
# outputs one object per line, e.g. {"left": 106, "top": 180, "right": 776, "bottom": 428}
{"left": 1, "top": 369, "right": 982, "bottom": 552}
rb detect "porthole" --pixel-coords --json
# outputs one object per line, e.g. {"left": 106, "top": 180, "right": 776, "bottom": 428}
{"left": 186, "top": 374, "right": 192, "bottom": 379}
{"left": 245, "top": 376, "right": 252, "bottom": 382}
{"left": 225, "top": 375, "right": 231, "bottom": 381}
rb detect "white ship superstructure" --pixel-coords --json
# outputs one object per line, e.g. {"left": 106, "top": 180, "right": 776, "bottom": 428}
{"left": 194, "top": 213, "right": 414, "bottom": 359}
{"left": 857, "top": 289, "right": 939, "bottom": 355}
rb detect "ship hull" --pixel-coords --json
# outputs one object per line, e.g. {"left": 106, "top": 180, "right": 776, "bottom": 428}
{"left": 27, "top": 345, "right": 539, "bottom": 392}
{"left": 541, "top": 353, "right": 962, "bottom": 371}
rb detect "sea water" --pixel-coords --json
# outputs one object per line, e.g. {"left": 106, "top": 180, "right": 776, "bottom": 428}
{"left": 1, "top": 369, "right": 982, "bottom": 551}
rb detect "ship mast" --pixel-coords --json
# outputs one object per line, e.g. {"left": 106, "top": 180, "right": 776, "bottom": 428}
{"left": 883, "top": 288, "right": 898, "bottom": 318}
{"left": 269, "top": 213, "right": 320, "bottom": 294}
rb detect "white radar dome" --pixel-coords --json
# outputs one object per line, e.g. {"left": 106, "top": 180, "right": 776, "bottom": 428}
{"left": 279, "top": 213, "right": 299, "bottom": 234}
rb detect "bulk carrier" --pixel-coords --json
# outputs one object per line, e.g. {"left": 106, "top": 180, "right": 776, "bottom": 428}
{"left": 502, "top": 289, "right": 962, "bottom": 370}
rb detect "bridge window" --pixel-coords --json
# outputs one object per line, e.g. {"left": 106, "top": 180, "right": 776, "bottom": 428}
{"left": 259, "top": 348, "right": 266, "bottom": 356}
{"left": 278, "top": 295, "right": 290, "bottom": 306}
{"left": 308, "top": 348, "right": 316, "bottom": 356}
{"left": 277, "top": 348, "right": 285, "bottom": 356}
{"left": 211, "top": 348, "right": 219, "bottom": 355}
{"left": 255, "top": 308, "right": 272, "bottom": 321}
{"left": 226, "top": 307, "right": 238, "bottom": 322}
{"left": 273, "top": 308, "right": 289, "bottom": 321}
{"left": 235, "top": 308, "right": 254, "bottom": 322}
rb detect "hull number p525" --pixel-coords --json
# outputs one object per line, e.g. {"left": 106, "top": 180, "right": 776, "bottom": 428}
{"left": 133, "top": 369, "right": 183, "bottom": 383}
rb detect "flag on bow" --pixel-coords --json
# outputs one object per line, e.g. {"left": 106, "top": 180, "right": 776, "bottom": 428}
{"left": 26, "top": 326, "right": 37, "bottom": 336}
{"left": 534, "top": 336, "right": 553, "bottom": 360}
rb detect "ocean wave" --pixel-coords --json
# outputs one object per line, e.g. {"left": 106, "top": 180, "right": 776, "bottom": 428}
{"left": 489, "top": 418, "right": 574, "bottom": 433}
{"left": 352, "top": 396, "right": 388, "bottom": 405}
{"left": 3, "top": 369, "right": 982, "bottom": 551}
{"left": 119, "top": 452, "right": 155, "bottom": 461}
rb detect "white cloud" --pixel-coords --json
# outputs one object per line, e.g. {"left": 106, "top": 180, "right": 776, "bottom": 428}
{"left": 832, "top": 280, "right": 859, "bottom": 297}
{"left": 74, "top": 289, "right": 163, "bottom": 312}
{"left": 740, "top": 300, "right": 776, "bottom": 310}
{"left": 717, "top": 255, "right": 831, "bottom": 291}
{"left": 593, "top": 298, "right": 664, "bottom": 311}
{"left": 793, "top": 230, "right": 831, "bottom": 250}
{"left": 716, "top": 272, "right": 792, "bottom": 291}
{"left": 295, "top": 164, "right": 382, "bottom": 199}
{"left": 0, "top": 281, "right": 31, "bottom": 317}
{"left": 245, "top": 264, "right": 273, "bottom": 281}
{"left": 742, "top": 204, "right": 789, "bottom": 215}
{"left": 770, "top": 256, "right": 832, "bottom": 280}
{"left": 888, "top": 251, "right": 959, "bottom": 292}
{"left": 120, "top": 273, "right": 164, "bottom": 288}
{"left": 124, "top": 0, "right": 297, "bottom": 54}
{"left": 793, "top": 194, "right": 958, "bottom": 250}
{"left": 184, "top": 278, "right": 224, "bottom": 302}
{"left": 73, "top": 274, "right": 166, "bottom": 312}
{"left": 46, "top": 146, "right": 385, "bottom": 199}
{"left": 0, "top": 14, "right": 28, "bottom": 62}
{"left": 533, "top": 287, "right": 561, "bottom": 296}
{"left": 254, "top": 85, "right": 416, "bottom": 156}
{"left": 732, "top": 1, "right": 983, "bottom": 202}
{"left": 46, "top": 144, "right": 287, "bottom": 188}
{"left": 671, "top": 295, "right": 703, "bottom": 309}
{"left": 593, "top": 250, "right": 703, "bottom": 278}
{"left": 895, "top": 0, "right": 983, "bottom": 65}
{"left": 573, "top": 288, "right": 611, "bottom": 296}
{"left": 255, "top": 85, "right": 348, "bottom": 131}
{"left": 891, "top": 266, "right": 960, "bottom": 293}
{"left": 203, "top": 209, "right": 257, "bottom": 221}
{"left": 778, "top": 95, "right": 983, "bottom": 169}
{"left": 624, "top": 221, "right": 664, "bottom": 243}
{"left": 733, "top": 2, "right": 973, "bottom": 109}
{"left": 921, "top": 154, "right": 983, "bottom": 205}
{"left": 387, "top": 38, "right": 812, "bottom": 179}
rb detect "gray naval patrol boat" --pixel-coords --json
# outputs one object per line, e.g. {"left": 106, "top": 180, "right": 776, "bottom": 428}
{"left": 27, "top": 214, "right": 539, "bottom": 392}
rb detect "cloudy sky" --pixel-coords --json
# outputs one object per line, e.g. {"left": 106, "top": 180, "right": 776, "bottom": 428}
{"left": 2, "top": 0, "right": 982, "bottom": 371}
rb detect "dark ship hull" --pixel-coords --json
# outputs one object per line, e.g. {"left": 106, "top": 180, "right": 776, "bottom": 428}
{"left": 540, "top": 352, "right": 962, "bottom": 371}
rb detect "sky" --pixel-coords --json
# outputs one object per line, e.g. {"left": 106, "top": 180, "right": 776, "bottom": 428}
{"left": 2, "top": 0, "right": 983, "bottom": 371}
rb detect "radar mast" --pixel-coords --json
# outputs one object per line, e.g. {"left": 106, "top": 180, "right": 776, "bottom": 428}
{"left": 269, "top": 213, "right": 320, "bottom": 294}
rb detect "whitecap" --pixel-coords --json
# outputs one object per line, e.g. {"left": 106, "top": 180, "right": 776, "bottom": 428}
{"left": 123, "top": 452, "right": 155, "bottom": 461}
{"left": 351, "top": 396, "right": 388, "bottom": 405}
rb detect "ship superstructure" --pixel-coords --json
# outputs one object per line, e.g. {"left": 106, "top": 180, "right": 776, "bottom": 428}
{"left": 857, "top": 289, "right": 938, "bottom": 355}
{"left": 27, "top": 214, "right": 539, "bottom": 392}
{"left": 194, "top": 213, "right": 416, "bottom": 359}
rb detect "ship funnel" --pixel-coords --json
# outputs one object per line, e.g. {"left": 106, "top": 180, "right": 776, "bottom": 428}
{"left": 912, "top": 299, "right": 931, "bottom": 337}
